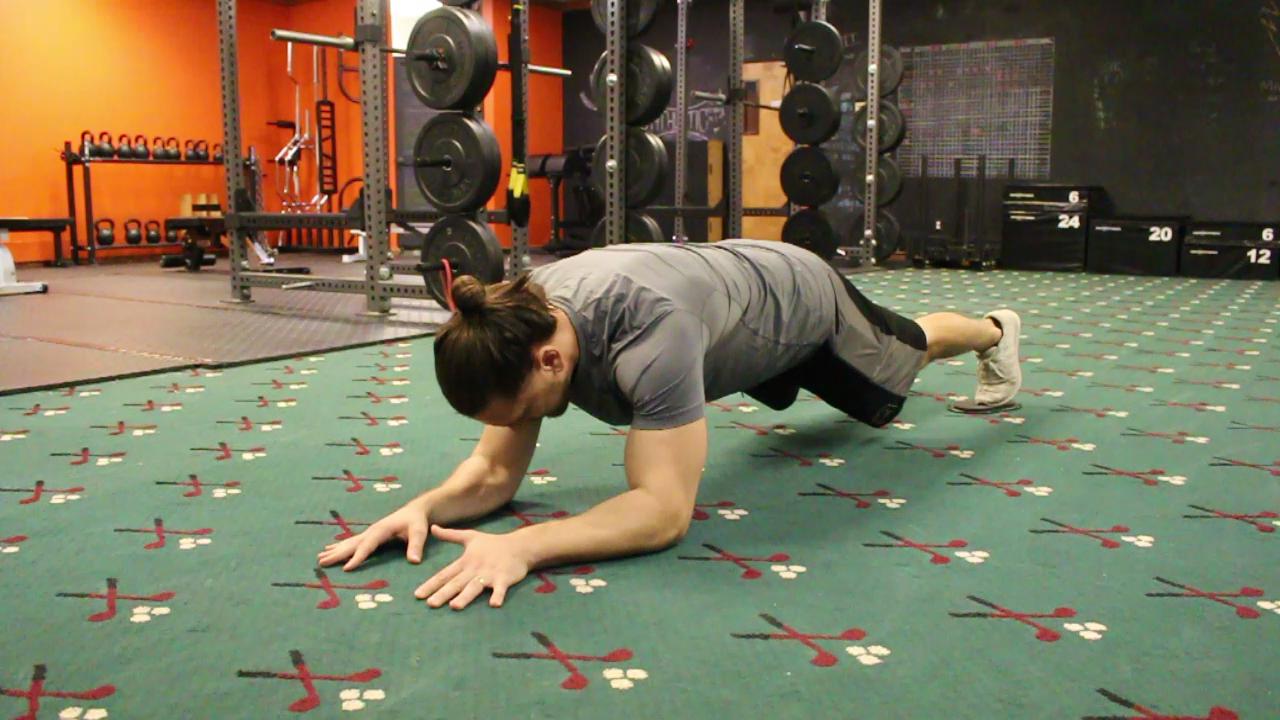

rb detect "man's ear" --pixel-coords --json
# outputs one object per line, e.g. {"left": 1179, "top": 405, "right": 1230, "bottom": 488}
{"left": 535, "top": 345, "right": 563, "bottom": 373}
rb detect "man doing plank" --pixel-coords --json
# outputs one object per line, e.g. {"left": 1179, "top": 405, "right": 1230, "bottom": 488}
{"left": 318, "top": 240, "right": 1021, "bottom": 609}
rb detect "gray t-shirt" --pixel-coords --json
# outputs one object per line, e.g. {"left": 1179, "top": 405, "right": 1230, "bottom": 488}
{"left": 527, "top": 239, "right": 842, "bottom": 430}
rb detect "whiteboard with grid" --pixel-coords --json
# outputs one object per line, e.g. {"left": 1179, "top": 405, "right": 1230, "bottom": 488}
{"left": 894, "top": 38, "right": 1056, "bottom": 179}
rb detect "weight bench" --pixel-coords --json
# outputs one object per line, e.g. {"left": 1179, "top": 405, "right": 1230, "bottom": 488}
{"left": 0, "top": 218, "right": 67, "bottom": 295}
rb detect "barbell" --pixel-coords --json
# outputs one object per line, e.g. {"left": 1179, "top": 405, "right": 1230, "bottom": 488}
{"left": 270, "top": 4, "right": 572, "bottom": 112}
{"left": 269, "top": 28, "right": 568, "bottom": 77}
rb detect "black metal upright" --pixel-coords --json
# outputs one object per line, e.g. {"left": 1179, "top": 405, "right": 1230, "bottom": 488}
{"left": 727, "top": 0, "right": 744, "bottom": 240}
{"left": 603, "top": 0, "right": 627, "bottom": 245}
{"left": 860, "top": 0, "right": 883, "bottom": 262}
{"left": 218, "top": 0, "right": 250, "bottom": 301}
{"left": 357, "top": 0, "right": 393, "bottom": 314}
{"left": 509, "top": 1, "right": 531, "bottom": 276}
{"left": 673, "top": 0, "right": 689, "bottom": 243}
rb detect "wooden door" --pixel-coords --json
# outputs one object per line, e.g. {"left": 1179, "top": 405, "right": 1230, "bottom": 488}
{"left": 740, "top": 61, "right": 791, "bottom": 241}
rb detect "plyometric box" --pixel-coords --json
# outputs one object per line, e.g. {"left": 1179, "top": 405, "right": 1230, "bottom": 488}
{"left": 1086, "top": 217, "right": 1188, "bottom": 277}
{"left": 1000, "top": 184, "right": 1114, "bottom": 271}
{"left": 1179, "top": 222, "right": 1279, "bottom": 281}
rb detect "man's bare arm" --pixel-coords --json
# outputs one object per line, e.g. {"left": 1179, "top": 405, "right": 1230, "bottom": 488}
{"left": 317, "top": 419, "right": 542, "bottom": 570}
{"left": 510, "top": 418, "right": 707, "bottom": 568}
{"left": 420, "top": 419, "right": 543, "bottom": 525}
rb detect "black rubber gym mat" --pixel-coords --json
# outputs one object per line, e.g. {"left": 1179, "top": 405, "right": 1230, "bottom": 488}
{"left": 1, "top": 258, "right": 448, "bottom": 395}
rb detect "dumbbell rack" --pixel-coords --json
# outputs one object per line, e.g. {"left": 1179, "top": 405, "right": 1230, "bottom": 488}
{"left": 58, "top": 144, "right": 223, "bottom": 267}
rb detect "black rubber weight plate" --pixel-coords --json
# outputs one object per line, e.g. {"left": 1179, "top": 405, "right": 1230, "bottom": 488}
{"left": 592, "top": 212, "right": 665, "bottom": 246}
{"left": 412, "top": 113, "right": 503, "bottom": 213}
{"left": 405, "top": 7, "right": 498, "bottom": 111}
{"left": 780, "top": 146, "right": 840, "bottom": 208}
{"left": 592, "top": 129, "right": 668, "bottom": 208}
{"left": 779, "top": 82, "right": 840, "bottom": 145}
{"left": 783, "top": 21, "right": 844, "bottom": 83}
{"left": 851, "top": 153, "right": 903, "bottom": 208}
{"left": 591, "top": 0, "right": 663, "bottom": 38}
{"left": 852, "top": 45, "right": 904, "bottom": 100}
{"left": 422, "top": 216, "right": 505, "bottom": 308}
{"left": 590, "top": 44, "right": 673, "bottom": 127}
{"left": 782, "top": 208, "right": 838, "bottom": 260}
{"left": 853, "top": 100, "right": 905, "bottom": 153}
{"left": 849, "top": 209, "right": 902, "bottom": 263}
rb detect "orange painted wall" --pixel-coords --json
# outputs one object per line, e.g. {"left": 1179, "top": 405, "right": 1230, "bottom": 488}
{"left": 1, "top": 0, "right": 564, "bottom": 263}
{"left": 0, "top": 0, "right": 290, "bottom": 264}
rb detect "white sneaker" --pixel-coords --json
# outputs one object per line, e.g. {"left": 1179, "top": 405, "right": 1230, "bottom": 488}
{"left": 975, "top": 310, "right": 1022, "bottom": 406}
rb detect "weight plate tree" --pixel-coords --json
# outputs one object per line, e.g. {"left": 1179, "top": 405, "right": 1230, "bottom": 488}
{"left": 779, "top": 19, "right": 844, "bottom": 262}
{"left": 407, "top": 7, "right": 508, "bottom": 307}
{"left": 590, "top": 1, "right": 670, "bottom": 246}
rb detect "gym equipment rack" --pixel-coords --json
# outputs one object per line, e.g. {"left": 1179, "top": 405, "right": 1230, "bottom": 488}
{"left": 57, "top": 142, "right": 223, "bottom": 267}
{"left": 215, "top": 0, "right": 527, "bottom": 313}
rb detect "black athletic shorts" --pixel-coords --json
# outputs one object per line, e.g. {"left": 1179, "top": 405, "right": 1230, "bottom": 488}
{"left": 745, "top": 274, "right": 929, "bottom": 427}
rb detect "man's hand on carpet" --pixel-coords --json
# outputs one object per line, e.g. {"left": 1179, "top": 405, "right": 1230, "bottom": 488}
{"left": 414, "top": 525, "right": 530, "bottom": 610}
{"left": 316, "top": 498, "right": 431, "bottom": 571}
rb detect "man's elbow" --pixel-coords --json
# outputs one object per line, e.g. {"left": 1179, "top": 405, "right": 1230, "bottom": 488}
{"left": 653, "top": 507, "right": 692, "bottom": 549}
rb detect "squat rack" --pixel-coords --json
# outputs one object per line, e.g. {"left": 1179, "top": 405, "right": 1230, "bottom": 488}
{"left": 215, "top": 0, "right": 530, "bottom": 313}
{"left": 599, "top": 0, "right": 748, "bottom": 245}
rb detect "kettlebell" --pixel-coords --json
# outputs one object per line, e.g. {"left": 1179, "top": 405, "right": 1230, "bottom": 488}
{"left": 166, "top": 137, "right": 180, "bottom": 160}
{"left": 134, "top": 135, "right": 150, "bottom": 160}
{"left": 184, "top": 140, "right": 198, "bottom": 161}
{"left": 195, "top": 140, "right": 210, "bottom": 162}
{"left": 97, "top": 132, "right": 114, "bottom": 159}
{"left": 145, "top": 221, "right": 163, "bottom": 244}
{"left": 123, "top": 219, "right": 143, "bottom": 245}
{"left": 212, "top": 143, "right": 225, "bottom": 163}
{"left": 80, "top": 130, "right": 96, "bottom": 159}
{"left": 95, "top": 219, "right": 116, "bottom": 247}
{"left": 117, "top": 134, "right": 133, "bottom": 159}
{"left": 152, "top": 136, "right": 168, "bottom": 160}
{"left": 166, "top": 227, "right": 180, "bottom": 244}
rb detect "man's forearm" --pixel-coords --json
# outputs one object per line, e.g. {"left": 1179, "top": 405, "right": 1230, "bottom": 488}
{"left": 417, "top": 456, "right": 516, "bottom": 526}
{"left": 511, "top": 488, "right": 686, "bottom": 569}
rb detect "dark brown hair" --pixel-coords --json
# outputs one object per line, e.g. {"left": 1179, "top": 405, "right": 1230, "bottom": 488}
{"left": 433, "top": 273, "right": 557, "bottom": 417}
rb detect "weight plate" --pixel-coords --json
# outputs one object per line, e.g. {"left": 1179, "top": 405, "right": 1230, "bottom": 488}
{"left": 853, "top": 100, "right": 905, "bottom": 153}
{"left": 849, "top": 208, "right": 902, "bottom": 263}
{"left": 413, "top": 113, "right": 503, "bottom": 213}
{"left": 406, "top": 6, "right": 499, "bottom": 111}
{"left": 592, "top": 211, "right": 666, "bottom": 246}
{"left": 877, "top": 210, "right": 901, "bottom": 263}
{"left": 590, "top": 44, "right": 674, "bottom": 127}
{"left": 591, "top": 0, "right": 663, "bottom": 38}
{"left": 780, "top": 146, "right": 840, "bottom": 208}
{"left": 782, "top": 208, "right": 838, "bottom": 261}
{"left": 422, "top": 216, "right": 505, "bottom": 308}
{"left": 852, "top": 45, "right": 904, "bottom": 100}
{"left": 592, "top": 128, "right": 669, "bottom": 208}
{"left": 779, "top": 82, "right": 840, "bottom": 145}
{"left": 783, "top": 21, "right": 844, "bottom": 83}
{"left": 851, "top": 153, "right": 904, "bottom": 208}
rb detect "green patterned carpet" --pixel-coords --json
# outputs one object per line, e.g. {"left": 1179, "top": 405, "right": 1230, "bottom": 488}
{"left": 3, "top": 268, "right": 1278, "bottom": 720}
